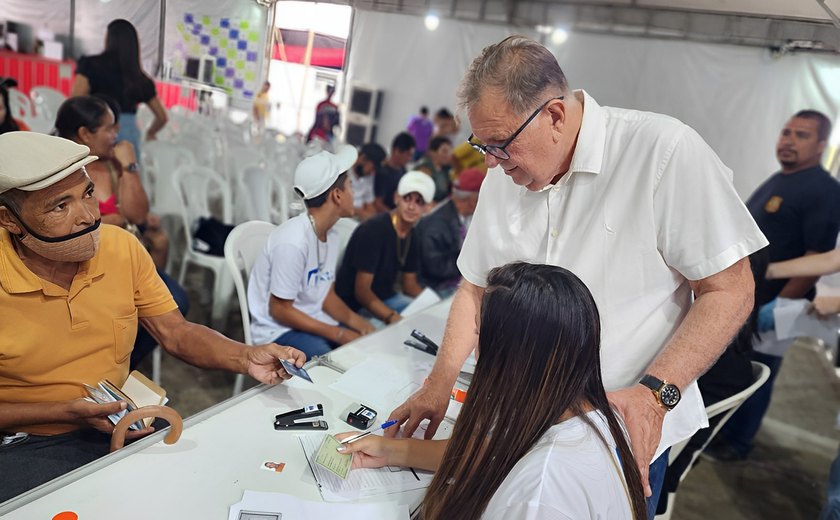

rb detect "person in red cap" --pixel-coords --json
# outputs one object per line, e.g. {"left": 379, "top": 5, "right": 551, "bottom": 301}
{"left": 415, "top": 167, "right": 485, "bottom": 296}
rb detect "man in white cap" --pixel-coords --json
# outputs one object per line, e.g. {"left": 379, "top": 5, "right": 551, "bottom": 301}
{"left": 336, "top": 171, "right": 435, "bottom": 325}
{"left": 0, "top": 132, "right": 306, "bottom": 501}
{"left": 248, "top": 145, "right": 375, "bottom": 360}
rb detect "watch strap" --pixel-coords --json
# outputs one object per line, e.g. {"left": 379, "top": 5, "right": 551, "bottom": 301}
{"left": 639, "top": 374, "right": 663, "bottom": 392}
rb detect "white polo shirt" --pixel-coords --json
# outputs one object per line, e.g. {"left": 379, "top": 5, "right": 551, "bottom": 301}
{"left": 248, "top": 213, "right": 339, "bottom": 344}
{"left": 458, "top": 90, "right": 767, "bottom": 459}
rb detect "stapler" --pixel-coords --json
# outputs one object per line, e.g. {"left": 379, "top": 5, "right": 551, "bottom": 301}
{"left": 274, "top": 404, "right": 328, "bottom": 430}
{"left": 409, "top": 329, "right": 439, "bottom": 355}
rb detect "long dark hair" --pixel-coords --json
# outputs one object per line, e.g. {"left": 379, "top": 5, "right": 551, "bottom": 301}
{"left": 54, "top": 96, "right": 114, "bottom": 140}
{"left": 103, "top": 19, "right": 148, "bottom": 106}
{"left": 421, "top": 262, "right": 646, "bottom": 520}
{"left": 0, "top": 86, "right": 20, "bottom": 134}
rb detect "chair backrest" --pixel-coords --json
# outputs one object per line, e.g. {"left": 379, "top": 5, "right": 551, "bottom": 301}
{"left": 236, "top": 164, "right": 272, "bottom": 223}
{"left": 332, "top": 217, "right": 360, "bottom": 267}
{"left": 224, "top": 221, "right": 275, "bottom": 344}
{"left": 142, "top": 141, "right": 196, "bottom": 214}
{"left": 269, "top": 173, "right": 290, "bottom": 226}
{"left": 671, "top": 361, "right": 771, "bottom": 479}
{"left": 29, "top": 86, "right": 66, "bottom": 122}
{"left": 8, "top": 88, "right": 33, "bottom": 119}
{"left": 171, "top": 164, "right": 232, "bottom": 245}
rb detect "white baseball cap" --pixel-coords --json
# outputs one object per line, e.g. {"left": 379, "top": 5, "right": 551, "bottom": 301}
{"left": 397, "top": 171, "right": 436, "bottom": 204}
{"left": 0, "top": 132, "right": 98, "bottom": 194}
{"left": 293, "top": 144, "right": 358, "bottom": 200}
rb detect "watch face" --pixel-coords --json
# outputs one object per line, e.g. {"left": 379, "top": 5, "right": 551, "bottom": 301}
{"left": 660, "top": 384, "right": 681, "bottom": 408}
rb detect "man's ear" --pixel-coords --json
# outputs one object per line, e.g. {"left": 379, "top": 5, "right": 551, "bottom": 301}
{"left": 547, "top": 99, "right": 567, "bottom": 142}
{"left": 0, "top": 206, "right": 22, "bottom": 235}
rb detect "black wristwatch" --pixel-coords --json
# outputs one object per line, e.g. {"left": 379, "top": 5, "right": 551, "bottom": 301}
{"left": 125, "top": 162, "right": 139, "bottom": 173}
{"left": 639, "top": 374, "right": 681, "bottom": 411}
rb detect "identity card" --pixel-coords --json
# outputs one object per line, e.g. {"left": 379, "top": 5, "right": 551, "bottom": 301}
{"left": 314, "top": 434, "right": 353, "bottom": 480}
{"left": 280, "top": 359, "right": 313, "bottom": 383}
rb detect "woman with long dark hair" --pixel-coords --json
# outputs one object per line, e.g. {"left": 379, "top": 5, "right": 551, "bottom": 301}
{"left": 338, "top": 262, "right": 647, "bottom": 519}
{"left": 70, "top": 19, "right": 167, "bottom": 159}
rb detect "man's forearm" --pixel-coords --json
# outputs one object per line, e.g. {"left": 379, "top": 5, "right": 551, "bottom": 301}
{"left": 0, "top": 401, "right": 75, "bottom": 430}
{"left": 161, "top": 321, "right": 250, "bottom": 374}
{"left": 648, "top": 258, "right": 754, "bottom": 389}
{"left": 427, "top": 281, "right": 483, "bottom": 390}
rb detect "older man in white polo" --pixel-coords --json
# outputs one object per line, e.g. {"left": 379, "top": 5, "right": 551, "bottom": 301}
{"left": 0, "top": 132, "right": 305, "bottom": 501}
{"left": 387, "top": 36, "right": 767, "bottom": 517}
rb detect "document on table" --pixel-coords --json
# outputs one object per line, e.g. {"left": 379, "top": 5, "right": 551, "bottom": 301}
{"left": 328, "top": 358, "right": 420, "bottom": 411}
{"left": 401, "top": 287, "right": 441, "bottom": 317}
{"left": 299, "top": 434, "right": 433, "bottom": 502}
{"left": 228, "top": 490, "right": 409, "bottom": 520}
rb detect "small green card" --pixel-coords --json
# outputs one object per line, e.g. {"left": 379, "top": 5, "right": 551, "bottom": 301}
{"left": 314, "top": 434, "right": 353, "bottom": 480}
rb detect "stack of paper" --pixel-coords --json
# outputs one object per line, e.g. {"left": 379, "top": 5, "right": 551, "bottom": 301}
{"left": 299, "top": 434, "right": 433, "bottom": 502}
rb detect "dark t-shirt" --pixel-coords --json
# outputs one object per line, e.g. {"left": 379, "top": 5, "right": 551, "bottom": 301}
{"left": 336, "top": 213, "right": 419, "bottom": 311}
{"left": 76, "top": 55, "right": 156, "bottom": 114}
{"left": 374, "top": 164, "right": 405, "bottom": 210}
{"left": 746, "top": 165, "right": 840, "bottom": 304}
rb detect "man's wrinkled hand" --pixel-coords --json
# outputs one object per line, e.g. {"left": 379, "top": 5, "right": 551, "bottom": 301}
{"left": 246, "top": 344, "right": 307, "bottom": 384}
{"left": 386, "top": 383, "right": 450, "bottom": 439}
{"left": 68, "top": 399, "right": 155, "bottom": 439}
{"left": 608, "top": 385, "right": 667, "bottom": 497}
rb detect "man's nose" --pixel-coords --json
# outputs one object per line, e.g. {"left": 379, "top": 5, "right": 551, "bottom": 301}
{"left": 484, "top": 153, "right": 501, "bottom": 169}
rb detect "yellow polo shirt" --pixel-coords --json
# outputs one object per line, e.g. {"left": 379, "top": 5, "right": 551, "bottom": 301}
{"left": 0, "top": 224, "right": 177, "bottom": 435}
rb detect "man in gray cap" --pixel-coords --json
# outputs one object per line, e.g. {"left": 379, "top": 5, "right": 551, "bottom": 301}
{"left": 0, "top": 132, "right": 306, "bottom": 501}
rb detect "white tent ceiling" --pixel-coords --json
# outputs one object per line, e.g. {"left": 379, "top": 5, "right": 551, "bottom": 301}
{"left": 331, "top": 0, "right": 840, "bottom": 53}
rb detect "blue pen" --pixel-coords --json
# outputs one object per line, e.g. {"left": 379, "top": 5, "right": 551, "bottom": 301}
{"left": 339, "top": 419, "right": 398, "bottom": 444}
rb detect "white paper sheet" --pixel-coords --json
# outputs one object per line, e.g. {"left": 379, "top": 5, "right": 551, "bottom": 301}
{"left": 773, "top": 297, "right": 840, "bottom": 347}
{"left": 400, "top": 288, "right": 441, "bottom": 317}
{"left": 228, "top": 490, "right": 408, "bottom": 520}
{"left": 328, "top": 358, "right": 419, "bottom": 411}
{"left": 299, "top": 435, "right": 433, "bottom": 502}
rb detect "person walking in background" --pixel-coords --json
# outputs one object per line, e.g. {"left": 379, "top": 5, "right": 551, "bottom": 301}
{"left": 71, "top": 19, "right": 168, "bottom": 161}
{"left": 407, "top": 106, "right": 434, "bottom": 161}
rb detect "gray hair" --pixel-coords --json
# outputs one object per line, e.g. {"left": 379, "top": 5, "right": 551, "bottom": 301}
{"left": 458, "top": 35, "right": 570, "bottom": 115}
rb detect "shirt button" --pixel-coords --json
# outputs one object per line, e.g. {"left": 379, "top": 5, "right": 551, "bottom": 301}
{"left": 550, "top": 229, "right": 559, "bottom": 238}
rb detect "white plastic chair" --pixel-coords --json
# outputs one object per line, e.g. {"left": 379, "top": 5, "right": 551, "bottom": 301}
{"left": 171, "top": 164, "right": 235, "bottom": 331}
{"left": 224, "top": 220, "right": 275, "bottom": 395}
{"left": 141, "top": 141, "right": 196, "bottom": 215}
{"left": 8, "top": 88, "right": 33, "bottom": 119}
{"left": 234, "top": 165, "right": 272, "bottom": 224}
{"left": 655, "top": 361, "right": 771, "bottom": 519}
{"left": 333, "top": 217, "right": 360, "bottom": 267}
{"left": 29, "top": 86, "right": 66, "bottom": 122}
{"left": 269, "top": 174, "right": 291, "bottom": 226}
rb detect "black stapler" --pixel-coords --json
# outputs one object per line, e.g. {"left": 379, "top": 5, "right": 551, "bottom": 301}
{"left": 274, "top": 404, "right": 328, "bottom": 430}
{"left": 405, "top": 329, "right": 439, "bottom": 355}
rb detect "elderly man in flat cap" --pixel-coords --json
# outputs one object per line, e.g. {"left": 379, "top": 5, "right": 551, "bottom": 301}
{"left": 0, "top": 132, "right": 306, "bottom": 501}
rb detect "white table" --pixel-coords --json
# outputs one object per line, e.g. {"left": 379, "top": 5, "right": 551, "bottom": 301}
{"left": 0, "top": 300, "right": 454, "bottom": 518}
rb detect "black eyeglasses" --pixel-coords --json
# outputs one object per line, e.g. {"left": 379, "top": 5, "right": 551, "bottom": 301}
{"left": 467, "top": 96, "right": 564, "bottom": 161}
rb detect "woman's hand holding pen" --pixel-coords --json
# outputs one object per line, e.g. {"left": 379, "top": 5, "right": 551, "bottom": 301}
{"left": 334, "top": 433, "right": 397, "bottom": 469}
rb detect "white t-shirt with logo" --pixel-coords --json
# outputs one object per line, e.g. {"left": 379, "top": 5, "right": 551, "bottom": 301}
{"left": 482, "top": 410, "right": 633, "bottom": 520}
{"left": 248, "top": 213, "right": 339, "bottom": 344}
